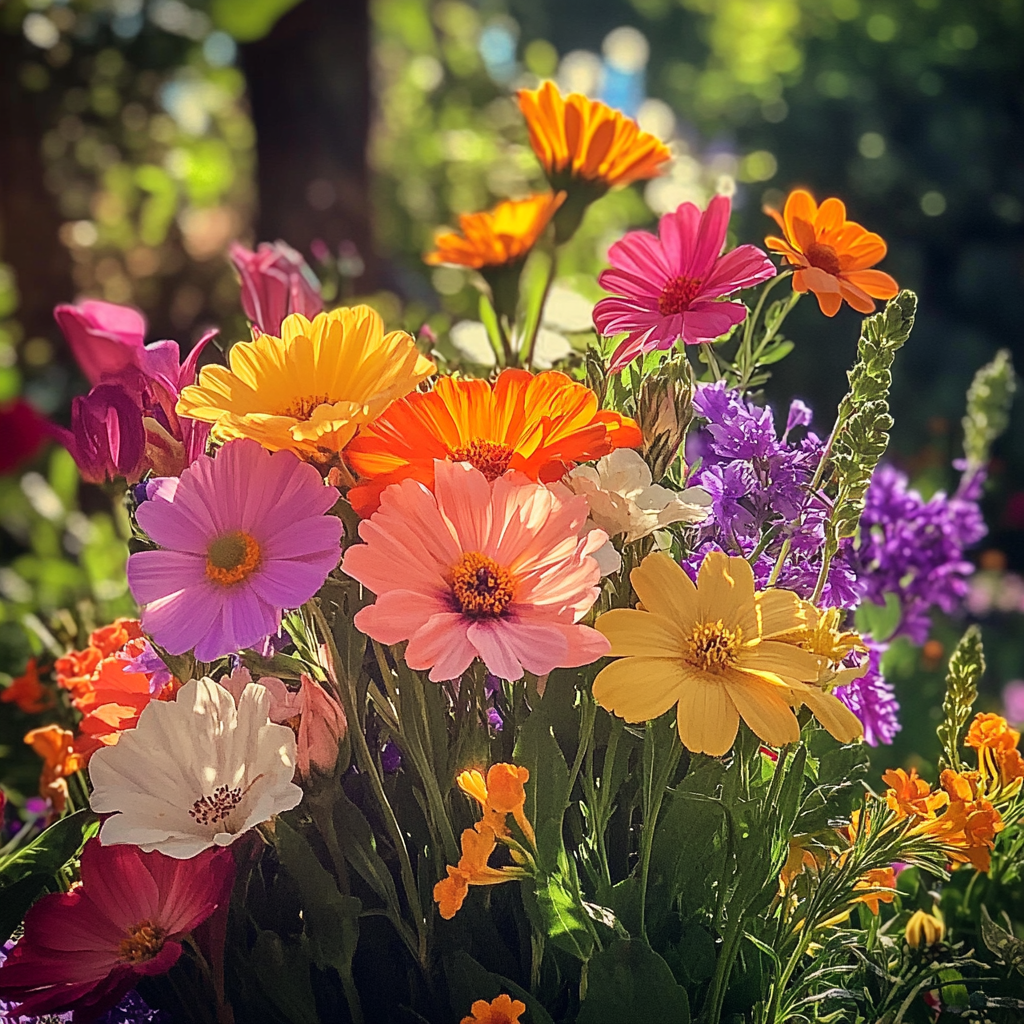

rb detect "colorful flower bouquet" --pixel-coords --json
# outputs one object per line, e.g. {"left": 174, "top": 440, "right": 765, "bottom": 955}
{"left": 2, "top": 83, "right": 1024, "bottom": 1024}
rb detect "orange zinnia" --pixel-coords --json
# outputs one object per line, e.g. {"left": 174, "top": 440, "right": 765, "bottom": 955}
{"left": 764, "top": 188, "right": 899, "bottom": 316}
{"left": 344, "top": 369, "right": 642, "bottom": 517}
{"left": 517, "top": 81, "right": 671, "bottom": 192}
{"left": 425, "top": 193, "right": 564, "bottom": 271}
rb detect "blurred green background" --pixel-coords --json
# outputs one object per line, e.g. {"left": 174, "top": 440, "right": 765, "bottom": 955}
{"left": 1, "top": 0, "right": 1022, "bottom": 783}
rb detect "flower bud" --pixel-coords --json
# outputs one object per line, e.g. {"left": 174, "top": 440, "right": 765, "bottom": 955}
{"left": 637, "top": 359, "right": 694, "bottom": 482}
{"left": 905, "top": 908, "right": 944, "bottom": 948}
{"left": 230, "top": 241, "right": 323, "bottom": 336}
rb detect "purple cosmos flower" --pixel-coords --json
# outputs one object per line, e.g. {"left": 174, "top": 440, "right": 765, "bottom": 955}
{"left": 593, "top": 195, "right": 776, "bottom": 371}
{"left": 229, "top": 241, "right": 323, "bottom": 336}
{"left": 127, "top": 439, "right": 342, "bottom": 661}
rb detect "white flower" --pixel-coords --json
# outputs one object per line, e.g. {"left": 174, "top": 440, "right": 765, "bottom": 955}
{"left": 90, "top": 676, "right": 302, "bottom": 859}
{"left": 565, "top": 449, "right": 711, "bottom": 573}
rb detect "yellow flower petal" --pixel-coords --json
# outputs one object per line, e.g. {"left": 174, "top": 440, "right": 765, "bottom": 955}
{"left": 791, "top": 684, "right": 864, "bottom": 744}
{"left": 595, "top": 608, "right": 682, "bottom": 658}
{"left": 674, "top": 672, "right": 740, "bottom": 756}
{"left": 629, "top": 552, "right": 698, "bottom": 630}
{"left": 696, "top": 552, "right": 757, "bottom": 634}
{"left": 755, "top": 589, "right": 807, "bottom": 637}
{"left": 722, "top": 669, "right": 801, "bottom": 747}
{"left": 735, "top": 640, "right": 821, "bottom": 684}
{"left": 592, "top": 656, "right": 686, "bottom": 722}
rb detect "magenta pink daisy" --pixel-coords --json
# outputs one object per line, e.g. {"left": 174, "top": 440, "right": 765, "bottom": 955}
{"left": 0, "top": 838, "right": 234, "bottom": 1020}
{"left": 593, "top": 194, "right": 776, "bottom": 371}
{"left": 127, "top": 438, "right": 342, "bottom": 661}
{"left": 342, "top": 460, "right": 611, "bottom": 682}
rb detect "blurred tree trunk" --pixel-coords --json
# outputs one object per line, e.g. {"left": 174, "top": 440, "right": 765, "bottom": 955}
{"left": 240, "top": 0, "right": 377, "bottom": 289}
{"left": 0, "top": 32, "right": 74, "bottom": 347}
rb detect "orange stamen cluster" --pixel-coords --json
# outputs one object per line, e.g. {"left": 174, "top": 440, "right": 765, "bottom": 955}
{"left": 448, "top": 439, "right": 515, "bottom": 481}
{"left": 205, "top": 530, "right": 261, "bottom": 586}
{"left": 433, "top": 764, "right": 535, "bottom": 920}
{"left": 448, "top": 553, "right": 516, "bottom": 617}
{"left": 118, "top": 920, "right": 167, "bottom": 964}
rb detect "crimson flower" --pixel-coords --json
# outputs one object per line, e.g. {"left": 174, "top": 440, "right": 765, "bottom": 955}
{"left": 593, "top": 195, "right": 776, "bottom": 371}
{"left": 0, "top": 838, "right": 234, "bottom": 1021}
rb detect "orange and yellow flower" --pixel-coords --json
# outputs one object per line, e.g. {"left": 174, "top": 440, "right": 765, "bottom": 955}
{"left": 461, "top": 993, "right": 527, "bottom": 1024}
{"left": 593, "top": 551, "right": 863, "bottom": 756}
{"left": 344, "top": 368, "right": 642, "bottom": 517}
{"left": 25, "top": 725, "right": 85, "bottom": 814}
{"left": 764, "top": 189, "right": 899, "bottom": 316}
{"left": 966, "top": 712, "right": 1024, "bottom": 793}
{"left": 517, "top": 81, "right": 671, "bottom": 192}
{"left": 425, "top": 193, "right": 564, "bottom": 270}
{"left": 177, "top": 306, "right": 435, "bottom": 464}
{"left": 1, "top": 659, "right": 53, "bottom": 714}
{"left": 852, "top": 866, "right": 897, "bottom": 915}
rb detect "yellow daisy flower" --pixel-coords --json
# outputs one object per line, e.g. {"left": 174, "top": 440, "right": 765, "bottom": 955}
{"left": 176, "top": 305, "right": 435, "bottom": 463}
{"left": 593, "top": 551, "right": 861, "bottom": 755}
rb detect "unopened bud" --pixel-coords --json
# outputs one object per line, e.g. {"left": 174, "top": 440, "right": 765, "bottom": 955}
{"left": 637, "top": 360, "right": 694, "bottom": 482}
{"left": 905, "top": 908, "right": 944, "bottom": 948}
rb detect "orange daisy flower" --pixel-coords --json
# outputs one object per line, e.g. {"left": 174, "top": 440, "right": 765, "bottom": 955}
{"left": 764, "top": 188, "right": 899, "bottom": 316}
{"left": 425, "top": 193, "right": 564, "bottom": 271}
{"left": 517, "top": 81, "right": 671, "bottom": 192}
{"left": 344, "top": 369, "right": 642, "bottom": 517}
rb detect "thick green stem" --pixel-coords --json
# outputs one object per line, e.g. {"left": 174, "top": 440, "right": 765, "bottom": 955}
{"left": 638, "top": 723, "right": 682, "bottom": 938}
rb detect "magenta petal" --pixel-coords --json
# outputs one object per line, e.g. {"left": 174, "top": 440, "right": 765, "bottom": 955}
{"left": 606, "top": 229, "right": 673, "bottom": 282}
{"left": 140, "top": 586, "right": 224, "bottom": 656}
{"left": 688, "top": 194, "right": 732, "bottom": 278}
{"left": 701, "top": 244, "right": 777, "bottom": 298}
{"left": 194, "top": 584, "right": 278, "bottom": 661}
{"left": 680, "top": 301, "right": 749, "bottom": 344}
{"left": 659, "top": 201, "right": 701, "bottom": 276}
{"left": 597, "top": 267, "right": 664, "bottom": 300}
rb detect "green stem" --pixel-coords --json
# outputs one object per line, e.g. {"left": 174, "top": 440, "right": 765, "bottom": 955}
{"left": 736, "top": 271, "right": 791, "bottom": 388}
{"left": 702, "top": 915, "right": 745, "bottom": 1024}
{"left": 638, "top": 724, "right": 682, "bottom": 938}
{"left": 521, "top": 250, "right": 557, "bottom": 371}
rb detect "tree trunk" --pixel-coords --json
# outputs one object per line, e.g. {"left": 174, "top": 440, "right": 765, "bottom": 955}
{"left": 240, "top": 0, "right": 377, "bottom": 289}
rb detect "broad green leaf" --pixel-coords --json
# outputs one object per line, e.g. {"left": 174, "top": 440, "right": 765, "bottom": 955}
{"left": 576, "top": 939, "right": 691, "bottom": 1023}
{"left": 444, "top": 950, "right": 555, "bottom": 1024}
{"left": 854, "top": 592, "right": 902, "bottom": 643}
{"left": 524, "top": 857, "right": 594, "bottom": 961}
{"left": 250, "top": 929, "right": 319, "bottom": 1024}
{"left": 980, "top": 906, "right": 1024, "bottom": 976}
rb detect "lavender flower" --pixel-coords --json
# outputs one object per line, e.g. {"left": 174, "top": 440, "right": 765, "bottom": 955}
{"left": 833, "top": 644, "right": 901, "bottom": 747}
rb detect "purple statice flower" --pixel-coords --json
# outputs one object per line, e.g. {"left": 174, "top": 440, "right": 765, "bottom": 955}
{"left": 856, "top": 465, "right": 987, "bottom": 644}
{"left": 834, "top": 644, "right": 901, "bottom": 747}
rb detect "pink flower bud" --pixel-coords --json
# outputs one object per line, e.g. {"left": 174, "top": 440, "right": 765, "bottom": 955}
{"left": 229, "top": 241, "right": 323, "bottom": 336}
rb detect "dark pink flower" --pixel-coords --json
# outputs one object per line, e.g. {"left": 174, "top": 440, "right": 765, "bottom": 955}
{"left": 0, "top": 838, "right": 234, "bottom": 1021}
{"left": 230, "top": 241, "right": 323, "bottom": 336}
{"left": 593, "top": 195, "right": 776, "bottom": 371}
{"left": 0, "top": 399, "right": 48, "bottom": 475}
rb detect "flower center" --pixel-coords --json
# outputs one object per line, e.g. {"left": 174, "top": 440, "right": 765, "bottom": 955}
{"left": 448, "top": 438, "right": 515, "bottom": 481}
{"left": 281, "top": 394, "right": 330, "bottom": 421}
{"left": 189, "top": 783, "right": 244, "bottom": 826}
{"left": 448, "top": 552, "right": 516, "bottom": 616}
{"left": 118, "top": 920, "right": 167, "bottom": 964}
{"left": 658, "top": 275, "right": 704, "bottom": 316}
{"left": 804, "top": 241, "right": 842, "bottom": 276}
{"left": 685, "top": 620, "right": 740, "bottom": 673}
{"left": 205, "top": 531, "right": 261, "bottom": 586}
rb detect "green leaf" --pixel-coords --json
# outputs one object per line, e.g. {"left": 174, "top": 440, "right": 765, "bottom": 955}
{"left": 444, "top": 950, "right": 555, "bottom": 1024}
{"left": 250, "top": 929, "right": 320, "bottom": 1024}
{"left": 524, "top": 854, "right": 594, "bottom": 961}
{"left": 980, "top": 906, "right": 1024, "bottom": 976}
{"left": 576, "top": 939, "right": 691, "bottom": 1023}
{"left": 757, "top": 339, "right": 794, "bottom": 365}
{"left": 962, "top": 348, "right": 1016, "bottom": 472}
{"left": 937, "top": 625, "right": 985, "bottom": 773}
{"left": 854, "top": 592, "right": 902, "bottom": 643}
{"left": 211, "top": 0, "right": 304, "bottom": 41}
{"left": 331, "top": 789, "right": 401, "bottom": 912}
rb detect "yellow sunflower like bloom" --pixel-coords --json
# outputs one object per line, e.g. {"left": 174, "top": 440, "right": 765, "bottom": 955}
{"left": 425, "top": 193, "right": 565, "bottom": 270}
{"left": 176, "top": 306, "right": 435, "bottom": 463}
{"left": 593, "top": 551, "right": 863, "bottom": 756}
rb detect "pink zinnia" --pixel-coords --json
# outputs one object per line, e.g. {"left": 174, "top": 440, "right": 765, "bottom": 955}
{"left": 593, "top": 194, "right": 777, "bottom": 371}
{"left": 0, "top": 838, "right": 233, "bottom": 1020}
{"left": 127, "top": 438, "right": 342, "bottom": 661}
{"left": 342, "top": 460, "right": 611, "bottom": 681}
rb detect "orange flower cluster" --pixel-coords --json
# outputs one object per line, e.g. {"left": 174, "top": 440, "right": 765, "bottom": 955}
{"left": 966, "top": 712, "right": 1024, "bottom": 793}
{"left": 461, "top": 993, "right": 526, "bottom": 1024}
{"left": 433, "top": 763, "right": 535, "bottom": 920}
{"left": 1, "top": 659, "right": 54, "bottom": 714}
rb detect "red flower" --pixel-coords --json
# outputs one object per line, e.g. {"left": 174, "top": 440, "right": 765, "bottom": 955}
{"left": 0, "top": 839, "right": 234, "bottom": 1021}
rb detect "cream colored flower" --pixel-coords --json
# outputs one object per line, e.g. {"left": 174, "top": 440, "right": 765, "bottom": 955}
{"left": 565, "top": 448, "right": 710, "bottom": 572}
{"left": 89, "top": 676, "right": 302, "bottom": 858}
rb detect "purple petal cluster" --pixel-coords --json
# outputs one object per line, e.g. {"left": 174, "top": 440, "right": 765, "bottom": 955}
{"left": 833, "top": 643, "right": 901, "bottom": 747}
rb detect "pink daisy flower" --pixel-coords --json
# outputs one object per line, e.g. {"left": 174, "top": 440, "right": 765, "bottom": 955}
{"left": 0, "top": 838, "right": 234, "bottom": 1020}
{"left": 342, "top": 460, "right": 610, "bottom": 682}
{"left": 593, "top": 194, "right": 776, "bottom": 371}
{"left": 128, "top": 438, "right": 342, "bottom": 661}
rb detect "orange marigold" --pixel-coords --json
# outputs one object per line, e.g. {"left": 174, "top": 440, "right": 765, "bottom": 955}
{"left": 345, "top": 369, "right": 642, "bottom": 516}
{"left": 1, "top": 659, "right": 54, "bottom": 714}
{"left": 517, "top": 81, "right": 671, "bottom": 192}
{"left": 966, "top": 712, "right": 1020, "bottom": 753}
{"left": 764, "top": 189, "right": 899, "bottom": 316}
{"left": 883, "top": 767, "right": 948, "bottom": 820}
{"left": 425, "top": 193, "right": 564, "bottom": 270}
{"left": 461, "top": 993, "right": 527, "bottom": 1024}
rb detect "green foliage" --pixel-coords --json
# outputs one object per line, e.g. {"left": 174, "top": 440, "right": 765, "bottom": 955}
{"left": 577, "top": 939, "right": 691, "bottom": 1022}
{"left": 211, "top": 0, "right": 304, "bottom": 41}
{"left": 962, "top": 348, "right": 1017, "bottom": 473}
{"left": 936, "top": 626, "right": 985, "bottom": 773}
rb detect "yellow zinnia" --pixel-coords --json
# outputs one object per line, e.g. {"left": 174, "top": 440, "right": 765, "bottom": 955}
{"left": 176, "top": 306, "right": 435, "bottom": 463}
{"left": 593, "top": 551, "right": 861, "bottom": 756}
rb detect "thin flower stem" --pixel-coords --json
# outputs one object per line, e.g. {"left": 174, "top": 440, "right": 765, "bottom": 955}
{"left": 638, "top": 724, "right": 682, "bottom": 938}
{"left": 736, "top": 271, "right": 791, "bottom": 387}
{"left": 522, "top": 249, "right": 558, "bottom": 371}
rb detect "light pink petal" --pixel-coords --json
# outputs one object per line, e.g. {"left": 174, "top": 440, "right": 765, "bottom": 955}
{"left": 433, "top": 460, "right": 493, "bottom": 551}
{"left": 680, "top": 301, "right": 749, "bottom": 344}
{"left": 688, "top": 194, "right": 731, "bottom": 278}
{"left": 404, "top": 612, "right": 479, "bottom": 681}
{"left": 136, "top": 486, "right": 216, "bottom": 553}
{"left": 128, "top": 550, "right": 207, "bottom": 604}
{"left": 354, "top": 589, "right": 452, "bottom": 646}
{"left": 466, "top": 619, "right": 528, "bottom": 680}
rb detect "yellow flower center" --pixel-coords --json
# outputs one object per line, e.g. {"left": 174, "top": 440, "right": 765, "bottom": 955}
{"left": 685, "top": 620, "right": 740, "bottom": 673}
{"left": 658, "top": 274, "right": 704, "bottom": 315}
{"left": 118, "top": 920, "right": 167, "bottom": 964}
{"left": 804, "top": 241, "right": 842, "bottom": 276}
{"left": 205, "top": 531, "right": 261, "bottom": 586}
{"left": 189, "top": 783, "right": 244, "bottom": 826}
{"left": 448, "top": 438, "right": 515, "bottom": 481}
{"left": 281, "top": 393, "right": 330, "bottom": 420}
{"left": 448, "top": 552, "right": 516, "bottom": 616}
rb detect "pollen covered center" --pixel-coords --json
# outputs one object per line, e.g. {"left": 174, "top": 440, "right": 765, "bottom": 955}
{"left": 205, "top": 531, "right": 261, "bottom": 586}
{"left": 119, "top": 920, "right": 167, "bottom": 964}
{"left": 658, "top": 275, "right": 704, "bottom": 316}
{"left": 686, "top": 620, "right": 740, "bottom": 673}
{"left": 189, "top": 783, "right": 244, "bottom": 826}
{"left": 448, "top": 551, "right": 516, "bottom": 616}
{"left": 804, "top": 242, "right": 842, "bottom": 276}
{"left": 281, "top": 393, "right": 331, "bottom": 421}
{"left": 448, "top": 438, "right": 515, "bottom": 481}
